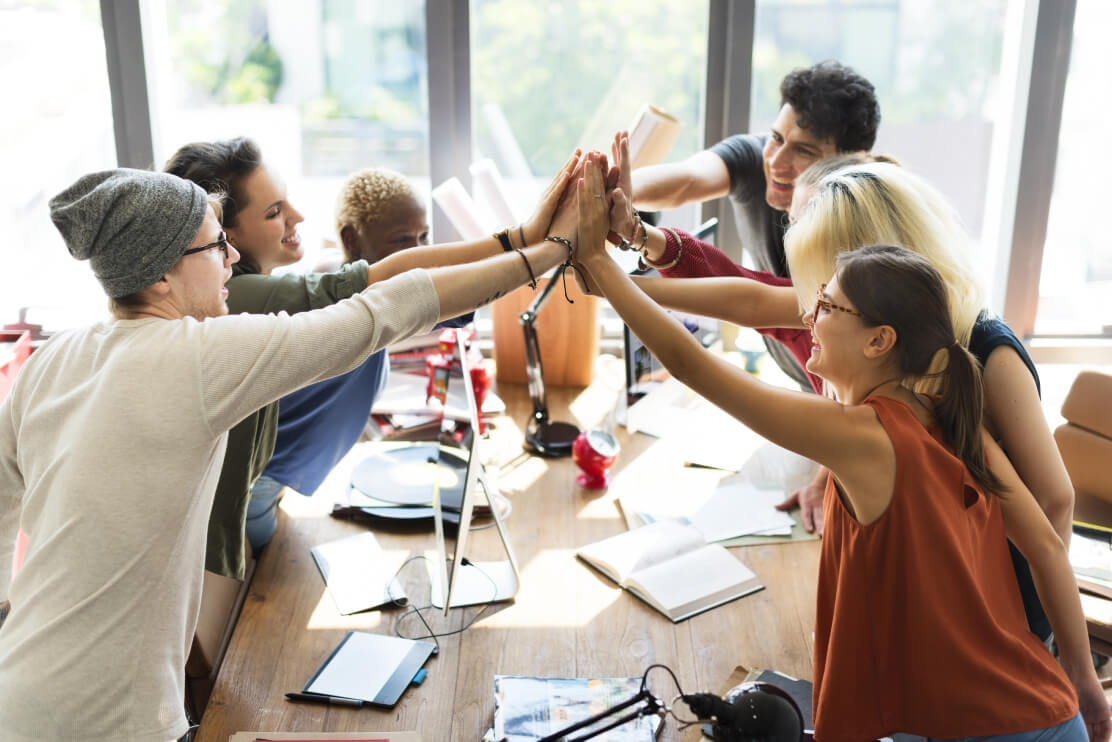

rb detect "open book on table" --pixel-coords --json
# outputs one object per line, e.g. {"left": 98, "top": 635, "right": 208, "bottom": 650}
{"left": 575, "top": 519, "right": 762, "bottom": 622}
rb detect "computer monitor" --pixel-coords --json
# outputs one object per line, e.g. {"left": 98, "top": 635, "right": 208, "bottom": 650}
{"left": 429, "top": 332, "right": 520, "bottom": 611}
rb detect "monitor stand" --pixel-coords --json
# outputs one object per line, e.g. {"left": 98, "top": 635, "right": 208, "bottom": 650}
{"left": 430, "top": 464, "right": 520, "bottom": 609}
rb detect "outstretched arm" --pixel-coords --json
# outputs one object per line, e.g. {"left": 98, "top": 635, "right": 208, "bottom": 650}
{"left": 577, "top": 153, "right": 875, "bottom": 472}
{"left": 632, "top": 275, "right": 803, "bottom": 330}
{"left": 365, "top": 149, "right": 582, "bottom": 286}
{"left": 983, "top": 347, "right": 1074, "bottom": 546}
{"left": 991, "top": 434, "right": 1109, "bottom": 742}
{"left": 631, "top": 149, "right": 731, "bottom": 212}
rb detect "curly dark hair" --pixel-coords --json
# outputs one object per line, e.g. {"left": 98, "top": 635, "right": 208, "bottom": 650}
{"left": 163, "top": 137, "right": 264, "bottom": 273}
{"left": 780, "top": 60, "right": 880, "bottom": 152}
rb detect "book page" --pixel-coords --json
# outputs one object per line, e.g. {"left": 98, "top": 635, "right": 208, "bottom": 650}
{"left": 626, "top": 544, "right": 760, "bottom": 621}
{"left": 576, "top": 519, "right": 706, "bottom": 584}
{"left": 311, "top": 532, "right": 408, "bottom": 614}
{"left": 689, "top": 479, "right": 795, "bottom": 543}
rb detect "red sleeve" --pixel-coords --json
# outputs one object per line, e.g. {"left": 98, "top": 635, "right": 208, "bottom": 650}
{"left": 657, "top": 229, "right": 823, "bottom": 393}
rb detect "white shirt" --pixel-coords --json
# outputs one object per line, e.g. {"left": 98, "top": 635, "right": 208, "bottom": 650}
{"left": 0, "top": 270, "right": 438, "bottom": 742}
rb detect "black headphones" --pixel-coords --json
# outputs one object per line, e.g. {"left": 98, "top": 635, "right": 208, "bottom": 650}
{"left": 683, "top": 682, "right": 805, "bottom": 742}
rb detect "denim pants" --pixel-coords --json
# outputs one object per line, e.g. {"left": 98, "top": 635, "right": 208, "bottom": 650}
{"left": 930, "top": 712, "right": 1087, "bottom": 742}
{"left": 245, "top": 474, "right": 285, "bottom": 552}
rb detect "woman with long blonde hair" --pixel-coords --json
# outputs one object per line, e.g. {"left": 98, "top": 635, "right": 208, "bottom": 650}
{"left": 599, "top": 132, "right": 1075, "bottom": 644}
{"left": 575, "top": 152, "right": 1106, "bottom": 741}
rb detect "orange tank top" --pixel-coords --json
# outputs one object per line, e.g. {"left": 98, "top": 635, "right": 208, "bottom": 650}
{"left": 812, "top": 396, "right": 1076, "bottom": 742}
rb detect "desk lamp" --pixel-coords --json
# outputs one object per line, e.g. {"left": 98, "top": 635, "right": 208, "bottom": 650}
{"left": 521, "top": 273, "right": 579, "bottom": 457}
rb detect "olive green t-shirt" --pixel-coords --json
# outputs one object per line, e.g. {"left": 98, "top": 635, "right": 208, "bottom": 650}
{"left": 206, "top": 261, "right": 369, "bottom": 578}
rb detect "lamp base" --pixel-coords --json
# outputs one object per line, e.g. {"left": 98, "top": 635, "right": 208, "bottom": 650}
{"left": 525, "top": 420, "right": 580, "bottom": 458}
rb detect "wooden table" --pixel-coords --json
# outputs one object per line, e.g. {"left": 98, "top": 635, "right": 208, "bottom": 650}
{"left": 195, "top": 375, "right": 821, "bottom": 742}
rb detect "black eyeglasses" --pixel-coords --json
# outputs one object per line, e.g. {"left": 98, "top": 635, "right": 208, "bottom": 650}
{"left": 183, "top": 231, "right": 230, "bottom": 260}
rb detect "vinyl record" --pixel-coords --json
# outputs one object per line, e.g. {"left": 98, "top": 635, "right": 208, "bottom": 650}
{"left": 350, "top": 442, "right": 469, "bottom": 507}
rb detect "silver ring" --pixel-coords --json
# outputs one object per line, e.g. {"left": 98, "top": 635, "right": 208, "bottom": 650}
{"left": 593, "top": 194, "right": 604, "bottom": 199}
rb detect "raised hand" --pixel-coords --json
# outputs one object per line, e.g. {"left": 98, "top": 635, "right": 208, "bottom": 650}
{"left": 522, "top": 148, "right": 582, "bottom": 246}
{"left": 577, "top": 152, "right": 613, "bottom": 266}
{"left": 607, "top": 131, "right": 636, "bottom": 245}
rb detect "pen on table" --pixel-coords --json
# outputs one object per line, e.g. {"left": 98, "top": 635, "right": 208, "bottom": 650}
{"left": 285, "top": 691, "right": 364, "bottom": 708}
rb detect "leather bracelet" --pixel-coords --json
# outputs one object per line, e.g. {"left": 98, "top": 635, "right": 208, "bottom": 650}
{"left": 517, "top": 223, "right": 528, "bottom": 250}
{"left": 493, "top": 228, "right": 513, "bottom": 252}
{"left": 514, "top": 248, "right": 538, "bottom": 290}
{"left": 639, "top": 226, "right": 683, "bottom": 271}
{"left": 544, "top": 235, "right": 573, "bottom": 258}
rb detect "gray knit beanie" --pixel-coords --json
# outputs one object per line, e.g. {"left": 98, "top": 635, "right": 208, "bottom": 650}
{"left": 49, "top": 168, "right": 209, "bottom": 298}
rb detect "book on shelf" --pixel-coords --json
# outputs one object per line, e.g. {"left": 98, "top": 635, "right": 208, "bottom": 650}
{"left": 493, "top": 675, "right": 659, "bottom": 742}
{"left": 575, "top": 519, "right": 762, "bottom": 622}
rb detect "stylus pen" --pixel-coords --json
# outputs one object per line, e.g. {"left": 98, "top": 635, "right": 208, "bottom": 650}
{"left": 285, "top": 691, "right": 364, "bottom": 708}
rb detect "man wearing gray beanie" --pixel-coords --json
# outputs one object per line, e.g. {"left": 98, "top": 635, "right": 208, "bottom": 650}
{"left": 0, "top": 155, "right": 581, "bottom": 742}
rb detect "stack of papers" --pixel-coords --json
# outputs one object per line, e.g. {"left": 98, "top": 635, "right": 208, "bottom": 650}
{"left": 689, "top": 478, "right": 796, "bottom": 540}
{"left": 626, "top": 474, "right": 795, "bottom": 542}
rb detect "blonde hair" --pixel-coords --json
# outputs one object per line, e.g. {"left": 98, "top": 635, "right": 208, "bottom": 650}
{"left": 785, "top": 162, "right": 983, "bottom": 346}
{"left": 334, "top": 167, "right": 420, "bottom": 238}
{"left": 794, "top": 152, "right": 903, "bottom": 192}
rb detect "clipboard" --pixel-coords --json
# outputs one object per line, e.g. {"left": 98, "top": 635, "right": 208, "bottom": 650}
{"left": 303, "top": 632, "right": 435, "bottom": 707}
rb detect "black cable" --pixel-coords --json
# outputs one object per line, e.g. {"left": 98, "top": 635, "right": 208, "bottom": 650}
{"left": 386, "top": 554, "right": 501, "bottom": 654}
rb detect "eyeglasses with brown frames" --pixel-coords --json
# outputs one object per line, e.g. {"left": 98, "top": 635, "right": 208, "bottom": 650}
{"left": 810, "top": 283, "right": 861, "bottom": 322}
{"left": 182, "top": 231, "right": 230, "bottom": 260}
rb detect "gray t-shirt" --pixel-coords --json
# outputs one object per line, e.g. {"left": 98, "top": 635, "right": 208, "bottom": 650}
{"left": 710, "top": 133, "right": 808, "bottom": 388}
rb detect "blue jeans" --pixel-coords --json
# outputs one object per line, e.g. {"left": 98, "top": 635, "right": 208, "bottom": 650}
{"left": 245, "top": 474, "right": 285, "bottom": 552}
{"left": 930, "top": 712, "right": 1086, "bottom": 742}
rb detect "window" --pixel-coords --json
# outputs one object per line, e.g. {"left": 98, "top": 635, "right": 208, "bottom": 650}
{"left": 143, "top": 0, "right": 430, "bottom": 270}
{"left": 1, "top": 1, "right": 117, "bottom": 326}
{"left": 469, "top": 0, "right": 709, "bottom": 190}
{"left": 753, "top": 0, "right": 1011, "bottom": 255}
{"left": 1034, "top": 0, "right": 1112, "bottom": 337}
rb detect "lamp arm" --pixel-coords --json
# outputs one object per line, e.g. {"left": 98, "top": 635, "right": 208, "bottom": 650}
{"left": 519, "top": 273, "right": 562, "bottom": 424}
{"left": 533, "top": 689, "right": 661, "bottom": 742}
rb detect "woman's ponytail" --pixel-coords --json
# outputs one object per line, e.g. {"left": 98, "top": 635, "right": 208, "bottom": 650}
{"left": 932, "top": 342, "right": 1006, "bottom": 495}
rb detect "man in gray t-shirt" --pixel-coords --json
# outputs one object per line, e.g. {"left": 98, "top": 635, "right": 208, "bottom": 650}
{"left": 631, "top": 60, "right": 881, "bottom": 389}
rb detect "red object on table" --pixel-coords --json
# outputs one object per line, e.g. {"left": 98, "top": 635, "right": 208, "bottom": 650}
{"left": 424, "top": 328, "right": 491, "bottom": 433}
{"left": 572, "top": 430, "right": 621, "bottom": 490}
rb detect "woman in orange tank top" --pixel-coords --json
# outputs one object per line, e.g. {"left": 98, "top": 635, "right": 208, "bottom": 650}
{"left": 571, "top": 152, "right": 1109, "bottom": 742}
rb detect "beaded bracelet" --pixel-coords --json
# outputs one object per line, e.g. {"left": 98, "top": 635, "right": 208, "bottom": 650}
{"left": 543, "top": 235, "right": 573, "bottom": 257}
{"left": 639, "top": 226, "right": 683, "bottom": 271}
{"left": 635, "top": 213, "right": 648, "bottom": 252}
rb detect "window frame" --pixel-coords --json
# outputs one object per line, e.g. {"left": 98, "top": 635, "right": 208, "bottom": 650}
{"left": 99, "top": 0, "right": 1110, "bottom": 363}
